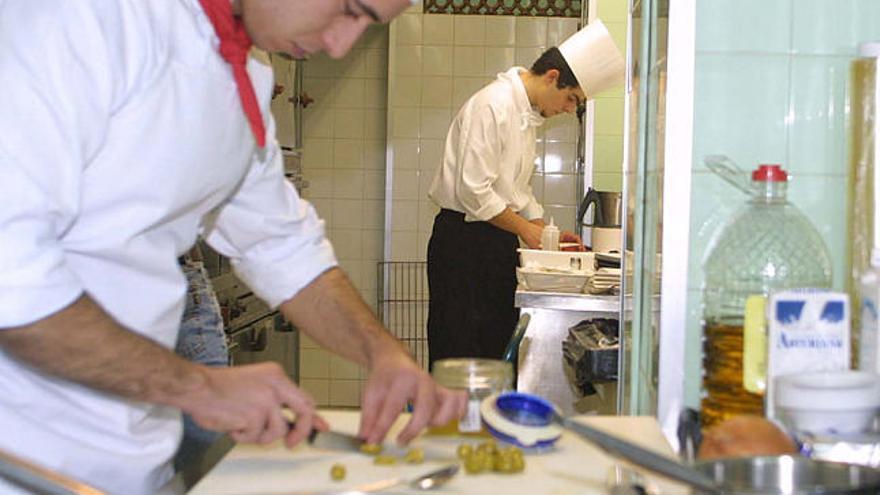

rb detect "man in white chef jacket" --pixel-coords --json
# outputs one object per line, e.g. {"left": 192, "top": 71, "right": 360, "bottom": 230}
{"left": 0, "top": 1, "right": 465, "bottom": 494}
{"left": 426, "top": 21, "right": 625, "bottom": 368}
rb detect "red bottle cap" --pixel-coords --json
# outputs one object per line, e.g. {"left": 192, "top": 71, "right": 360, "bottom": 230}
{"left": 752, "top": 164, "right": 788, "bottom": 182}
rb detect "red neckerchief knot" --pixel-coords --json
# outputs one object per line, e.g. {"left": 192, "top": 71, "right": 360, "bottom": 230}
{"left": 198, "top": 0, "right": 266, "bottom": 148}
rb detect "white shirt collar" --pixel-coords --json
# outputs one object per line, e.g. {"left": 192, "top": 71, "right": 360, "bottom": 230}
{"left": 498, "top": 67, "right": 545, "bottom": 130}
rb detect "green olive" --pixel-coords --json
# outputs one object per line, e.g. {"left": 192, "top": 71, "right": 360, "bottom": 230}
{"left": 476, "top": 440, "right": 498, "bottom": 456}
{"left": 502, "top": 446, "right": 523, "bottom": 459}
{"left": 463, "top": 455, "right": 487, "bottom": 474}
{"left": 373, "top": 454, "right": 397, "bottom": 465}
{"left": 511, "top": 455, "right": 525, "bottom": 473}
{"left": 456, "top": 443, "right": 473, "bottom": 459}
{"left": 359, "top": 443, "right": 383, "bottom": 455}
{"left": 475, "top": 451, "right": 494, "bottom": 471}
{"left": 403, "top": 448, "right": 424, "bottom": 464}
{"left": 493, "top": 455, "right": 515, "bottom": 473}
{"left": 329, "top": 463, "right": 346, "bottom": 481}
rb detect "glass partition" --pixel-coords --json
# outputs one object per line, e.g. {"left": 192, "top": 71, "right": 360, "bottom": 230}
{"left": 620, "top": 0, "right": 668, "bottom": 415}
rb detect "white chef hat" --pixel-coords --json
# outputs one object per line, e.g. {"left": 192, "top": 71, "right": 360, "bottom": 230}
{"left": 558, "top": 19, "right": 625, "bottom": 98}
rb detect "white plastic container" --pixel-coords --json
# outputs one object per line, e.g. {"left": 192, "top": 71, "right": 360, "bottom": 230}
{"left": 518, "top": 249, "right": 595, "bottom": 274}
{"left": 775, "top": 371, "right": 880, "bottom": 434}
{"left": 516, "top": 267, "right": 589, "bottom": 293}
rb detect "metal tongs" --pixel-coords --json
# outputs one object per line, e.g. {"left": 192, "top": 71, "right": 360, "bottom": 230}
{"left": 703, "top": 154, "right": 753, "bottom": 196}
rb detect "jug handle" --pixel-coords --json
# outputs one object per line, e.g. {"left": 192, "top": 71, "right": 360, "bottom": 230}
{"left": 577, "top": 188, "right": 604, "bottom": 227}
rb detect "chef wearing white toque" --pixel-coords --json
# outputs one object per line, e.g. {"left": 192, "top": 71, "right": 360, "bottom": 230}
{"left": 426, "top": 20, "right": 625, "bottom": 369}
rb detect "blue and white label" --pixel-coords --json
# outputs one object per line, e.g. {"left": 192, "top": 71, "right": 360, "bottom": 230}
{"left": 766, "top": 290, "right": 851, "bottom": 418}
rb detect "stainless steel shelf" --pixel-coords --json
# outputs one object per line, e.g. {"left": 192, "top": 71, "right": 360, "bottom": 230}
{"left": 515, "top": 286, "right": 621, "bottom": 313}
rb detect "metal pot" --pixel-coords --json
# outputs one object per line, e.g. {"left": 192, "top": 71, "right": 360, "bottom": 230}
{"left": 692, "top": 455, "right": 880, "bottom": 494}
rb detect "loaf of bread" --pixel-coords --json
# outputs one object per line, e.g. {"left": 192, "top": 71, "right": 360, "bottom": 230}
{"left": 698, "top": 415, "right": 798, "bottom": 459}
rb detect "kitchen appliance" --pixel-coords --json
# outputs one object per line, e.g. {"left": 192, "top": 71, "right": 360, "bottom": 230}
{"left": 578, "top": 188, "right": 623, "bottom": 228}
{"left": 578, "top": 189, "right": 624, "bottom": 252}
{"left": 591, "top": 226, "right": 622, "bottom": 253}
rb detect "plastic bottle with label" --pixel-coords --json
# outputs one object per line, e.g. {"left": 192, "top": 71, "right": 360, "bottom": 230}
{"left": 701, "top": 164, "right": 832, "bottom": 427}
{"left": 857, "top": 43, "right": 880, "bottom": 377}
{"left": 541, "top": 218, "right": 560, "bottom": 251}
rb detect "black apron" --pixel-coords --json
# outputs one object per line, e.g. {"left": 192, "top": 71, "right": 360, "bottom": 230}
{"left": 426, "top": 209, "right": 519, "bottom": 370}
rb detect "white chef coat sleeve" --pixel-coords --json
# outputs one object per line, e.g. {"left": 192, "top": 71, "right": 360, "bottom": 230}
{"left": 519, "top": 189, "right": 544, "bottom": 221}
{"left": 203, "top": 126, "right": 338, "bottom": 309}
{"left": 0, "top": 3, "right": 115, "bottom": 327}
{"left": 455, "top": 104, "right": 509, "bottom": 221}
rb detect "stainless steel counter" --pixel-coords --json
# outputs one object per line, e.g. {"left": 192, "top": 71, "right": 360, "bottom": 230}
{"left": 514, "top": 286, "right": 621, "bottom": 417}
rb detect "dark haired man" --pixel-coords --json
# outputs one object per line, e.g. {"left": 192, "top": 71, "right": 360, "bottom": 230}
{"left": 0, "top": 0, "right": 466, "bottom": 493}
{"left": 426, "top": 21, "right": 625, "bottom": 369}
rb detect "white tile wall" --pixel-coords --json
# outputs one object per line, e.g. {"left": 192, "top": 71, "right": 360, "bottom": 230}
{"left": 387, "top": 12, "right": 583, "bottom": 261}
{"left": 276, "top": 25, "right": 391, "bottom": 407}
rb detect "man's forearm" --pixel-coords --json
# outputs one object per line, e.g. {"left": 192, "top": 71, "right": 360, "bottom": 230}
{"left": 279, "top": 267, "right": 404, "bottom": 369}
{"left": 0, "top": 295, "right": 205, "bottom": 407}
{"left": 487, "top": 207, "right": 531, "bottom": 236}
{"left": 489, "top": 208, "right": 544, "bottom": 249}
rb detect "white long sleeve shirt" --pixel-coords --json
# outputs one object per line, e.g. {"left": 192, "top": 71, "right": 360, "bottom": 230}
{"left": 428, "top": 67, "right": 545, "bottom": 222}
{"left": 0, "top": 1, "right": 336, "bottom": 493}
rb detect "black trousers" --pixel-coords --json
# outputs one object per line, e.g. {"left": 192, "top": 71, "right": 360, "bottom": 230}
{"left": 426, "top": 209, "right": 519, "bottom": 371}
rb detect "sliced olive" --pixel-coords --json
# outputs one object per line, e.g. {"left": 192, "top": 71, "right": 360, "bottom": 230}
{"left": 329, "top": 463, "right": 346, "bottom": 481}
{"left": 359, "top": 443, "right": 383, "bottom": 455}
{"left": 404, "top": 447, "right": 424, "bottom": 464}
{"left": 373, "top": 454, "right": 397, "bottom": 465}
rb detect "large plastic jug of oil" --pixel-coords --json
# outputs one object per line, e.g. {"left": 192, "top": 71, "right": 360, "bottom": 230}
{"left": 701, "top": 164, "right": 832, "bottom": 427}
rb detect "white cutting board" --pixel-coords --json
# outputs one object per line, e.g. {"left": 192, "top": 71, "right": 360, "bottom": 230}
{"left": 189, "top": 411, "right": 690, "bottom": 494}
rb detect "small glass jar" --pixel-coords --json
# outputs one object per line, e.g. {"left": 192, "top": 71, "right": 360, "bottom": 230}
{"left": 431, "top": 358, "right": 513, "bottom": 435}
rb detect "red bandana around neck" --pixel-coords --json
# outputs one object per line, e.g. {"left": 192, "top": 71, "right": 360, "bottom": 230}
{"left": 197, "top": 0, "right": 266, "bottom": 148}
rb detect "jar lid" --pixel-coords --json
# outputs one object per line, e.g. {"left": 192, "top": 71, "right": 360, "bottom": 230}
{"left": 480, "top": 392, "right": 562, "bottom": 448}
{"left": 752, "top": 164, "right": 788, "bottom": 182}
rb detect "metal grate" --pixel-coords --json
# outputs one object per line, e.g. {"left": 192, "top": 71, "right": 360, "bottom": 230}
{"left": 377, "top": 261, "right": 429, "bottom": 371}
{"left": 424, "top": 0, "right": 582, "bottom": 17}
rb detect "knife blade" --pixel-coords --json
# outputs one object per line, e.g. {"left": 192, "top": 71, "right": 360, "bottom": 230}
{"left": 288, "top": 421, "right": 453, "bottom": 461}
{"left": 287, "top": 421, "right": 378, "bottom": 453}
{"left": 306, "top": 428, "right": 366, "bottom": 453}
{"left": 304, "top": 430, "right": 416, "bottom": 459}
